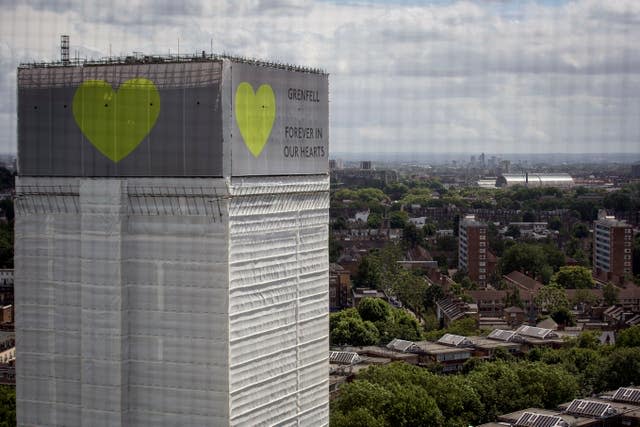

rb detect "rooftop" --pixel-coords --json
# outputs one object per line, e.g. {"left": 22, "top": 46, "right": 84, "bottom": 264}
{"left": 19, "top": 52, "right": 326, "bottom": 75}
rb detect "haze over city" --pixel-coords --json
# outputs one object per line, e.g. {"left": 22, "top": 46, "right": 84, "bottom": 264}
{"left": 1, "top": 0, "right": 640, "bottom": 156}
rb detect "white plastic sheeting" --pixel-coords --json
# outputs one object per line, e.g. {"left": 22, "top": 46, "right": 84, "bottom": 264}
{"left": 16, "top": 175, "right": 329, "bottom": 426}
{"left": 228, "top": 176, "right": 329, "bottom": 427}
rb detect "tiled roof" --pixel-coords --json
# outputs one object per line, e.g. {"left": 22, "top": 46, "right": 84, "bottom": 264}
{"left": 505, "top": 271, "right": 544, "bottom": 291}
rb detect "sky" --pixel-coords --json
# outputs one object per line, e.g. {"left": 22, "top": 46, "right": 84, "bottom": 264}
{"left": 1, "top": 0, "right": 639, "bottom": 156}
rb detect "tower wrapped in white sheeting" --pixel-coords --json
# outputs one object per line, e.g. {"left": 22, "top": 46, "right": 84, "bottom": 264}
{"left": 16, "top": 57, "right": 329, "bottom": 426}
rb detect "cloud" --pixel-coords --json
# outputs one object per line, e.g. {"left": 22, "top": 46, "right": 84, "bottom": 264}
{"left": 0, "top": 0, "right": 639, "bottom": 155}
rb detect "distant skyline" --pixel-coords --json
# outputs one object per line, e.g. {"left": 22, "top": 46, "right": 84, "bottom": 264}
{"left": 1, "top": 0, "right": 639, "bottom": 155}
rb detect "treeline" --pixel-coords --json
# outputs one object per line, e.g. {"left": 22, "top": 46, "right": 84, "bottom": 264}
{"left": 331, "top": 326, "right": 640, "bottom": 427}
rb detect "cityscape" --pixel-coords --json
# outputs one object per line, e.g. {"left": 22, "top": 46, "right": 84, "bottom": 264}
{"left": 1, "top": 0, "right": 640, "bottom": 427}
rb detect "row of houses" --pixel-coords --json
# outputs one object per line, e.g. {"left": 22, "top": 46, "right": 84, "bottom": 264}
{"left": 480, "top": 386, "right": 640, "bottom": 426}
{"left": 332, "top": 325, "right": 570, "bottom": 377}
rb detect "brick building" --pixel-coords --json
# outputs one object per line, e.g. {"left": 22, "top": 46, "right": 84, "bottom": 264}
{"left": 593, "top": 212, "right": 634, "bottom": 284}
{"left": 459, "top": 215, "right": 489, "bottom": 286}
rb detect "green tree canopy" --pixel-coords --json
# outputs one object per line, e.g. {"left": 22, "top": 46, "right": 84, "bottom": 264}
{"left": 358, "top": 297, "right": 391, "bottom": 323}
{"left": 389, "top": 211, "right": 409, "bottom": 229}
{"left": 552, "top": 266, "right": 595, "bottom": 289}
{"left": 617, "top": 325, "right": 640, "bottom": 348}
{"left": 330, "top": 309, "right": 380, "bottom": 346}
{"left": 534, "top": 284, "right": 570, "bottom": 314}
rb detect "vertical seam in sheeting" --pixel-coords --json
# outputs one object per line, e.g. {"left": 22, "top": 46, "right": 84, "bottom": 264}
{"left": 295, "top": 198, "right": 301, "bottom": 425}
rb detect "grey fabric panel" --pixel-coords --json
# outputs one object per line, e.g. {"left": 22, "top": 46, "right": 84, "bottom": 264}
{"left": 229, "top": 61, "right": 329, "bottom": 176}
{"left": 18, "top": 62, "right": 223, "bottom": 176}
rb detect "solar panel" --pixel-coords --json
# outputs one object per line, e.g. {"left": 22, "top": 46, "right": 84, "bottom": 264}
{"left": 613, "top": 387, "right": 640, "bottom": 404}
{"left": 515, "top": 412, "right": 567, "bottom": 427}
{"left": 488, "top": 329, "right": 516, "bottom": 342}
{"left": 386, "top": 339, "right": 415, "bottom": 352}
{"left": 565, "top": 399, "right": 615, "bottom": 418}
{"left": 437, "top": 333, "right": 469, "bottom": 347}
{"left": 516, "top": 325, "right": 556, "bottom": 339}
{"left": 329, "top": 351, "right": 360, "bottom": 365}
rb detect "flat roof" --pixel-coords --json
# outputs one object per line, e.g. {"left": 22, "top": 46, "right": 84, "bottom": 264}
{"left": 19, "top": 53, "right": 326, "bottom": 74}
{"left": 412, "top": 341, "right": 473, "bottom": 355}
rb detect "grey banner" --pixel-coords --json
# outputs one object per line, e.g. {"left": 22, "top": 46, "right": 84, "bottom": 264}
{"left": 18, "top": 62, "right": 223, "bottom": 176}
{"left": 230, "top": 62, "right": 328, "bottom": 176}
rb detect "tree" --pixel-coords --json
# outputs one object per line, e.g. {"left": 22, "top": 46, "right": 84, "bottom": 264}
{"left": 392, "top": 270, "right": 428, "bottom": 318}
{"left": 603, "top": 283, "right": 619, "bottom": 306}
{"left": 358, "top": 297, "right": 391, "bottom": 323}
{"left": 616, "top": 325, "right": 640, "bottom": 348}
{"left": 572, "top": 223, "right": 589, "bottom": 239}
{"left": 602, "top": 347, "right": 640, "bottom": 390}
{"left": 401, "top": 223, "right": 423, "bottom": 249}
{"left": 500, "top": 243, "right": 547, "bottom": 277}
{"left": 436, "top": 235, "right": 456, "bottom": 251}
{"left": 505, "top": 225, "right": 521, "bottom": 239}
{"left": 329, "top": 233, "right": 342, "bottom": 263}
{"left": 367, "top": 212, "right": 382, "bottom": 229}
{"left": 550, "top": 306, "right": 575, "bottom": 326}
{"left": 0, "top": 385, "right": 15, "bottom": 427}
{"left": 0, "top": 224, "right": 13, "bottom": 269}
{"left": 552, "top": 266, "right": 595, "bottom": 289}
{"left": 330, "top": 308, "right": 380, "bottom": 346}
{"left": 534, "top": 284, "right": 570, "bottom": 314}
{"left": 384, "top": 182, "right": 408, "bottom": 201}
{"left": 354, "top": 254, "right": 382, "bottom": 288}
{"left": 571, "top": 288, "right": 598, "bottom": 307}
{"left": 331, "top": 316, "right": 380, "bottom": 346}
{"left": 549, "top": 216, "right": 562, "bottom": 231}
{"left": 331, "top": 408, "right": 385, "bottom": 427}
{"left": 423, "top": 222, "right": 436, "bottom": 237}
{"left": 423, "top": 284, "right": 444, "bottom": 309}
{"left": 389, "top": 211, "right": 409, "bottom": 229}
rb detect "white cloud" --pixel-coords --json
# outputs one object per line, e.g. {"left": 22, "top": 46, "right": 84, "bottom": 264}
{"left": 0, "top": 0, "right": 639, "bottom": 155}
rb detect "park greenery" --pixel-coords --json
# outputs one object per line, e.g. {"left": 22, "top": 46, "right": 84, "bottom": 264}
{"left": 331, "top": 326, "right": 640, "bottom": 427}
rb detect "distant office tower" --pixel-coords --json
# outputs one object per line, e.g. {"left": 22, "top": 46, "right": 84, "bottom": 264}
{"left": 593, "top": 212, "right": 633, "bottom": 284}
{"left": 459, "top": 215, "right": 489, "bottom": 286}
{"left": 16, "top": 57, "right": 329, "bottom": 426}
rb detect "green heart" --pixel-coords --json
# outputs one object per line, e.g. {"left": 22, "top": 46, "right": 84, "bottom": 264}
{"left": 72, "top": 78, "right": 160, "bottom": 162}
{"left": 235, "top": 82, "right": 276, "bottom": 158}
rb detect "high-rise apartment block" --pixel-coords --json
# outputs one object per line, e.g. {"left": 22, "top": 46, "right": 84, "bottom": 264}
{"left": 16, "top": 57, "right": 329, "bottom": 426}
{"left": 458, "top": 215, "right": 489, "bottom": 286}
{"left": 593, "top": 212, "right": 633, "bottom": 284}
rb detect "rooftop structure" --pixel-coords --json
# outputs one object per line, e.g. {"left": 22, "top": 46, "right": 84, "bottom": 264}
{"left": 496, "top": 173, "right": 574, "bottom": 188}
{"left": 488, "top": 329, "right": 518, "bottom": 342}
{"left": 564, "top": 400, "right": 616, "bottom": 418}
{"left": 329, "top": 351, "right": 362, "bottom": 366}
{"left": 437, "top": 333, "right": 473, "bottom": 347}
{"left": 516, "top": 325, "right": 558, "bottom": 340}
{"left": 16, "top": 56, "right": 329, "bottom": 426}
{"left": 386, "top": 339, "right": 416, "bottom": 353}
